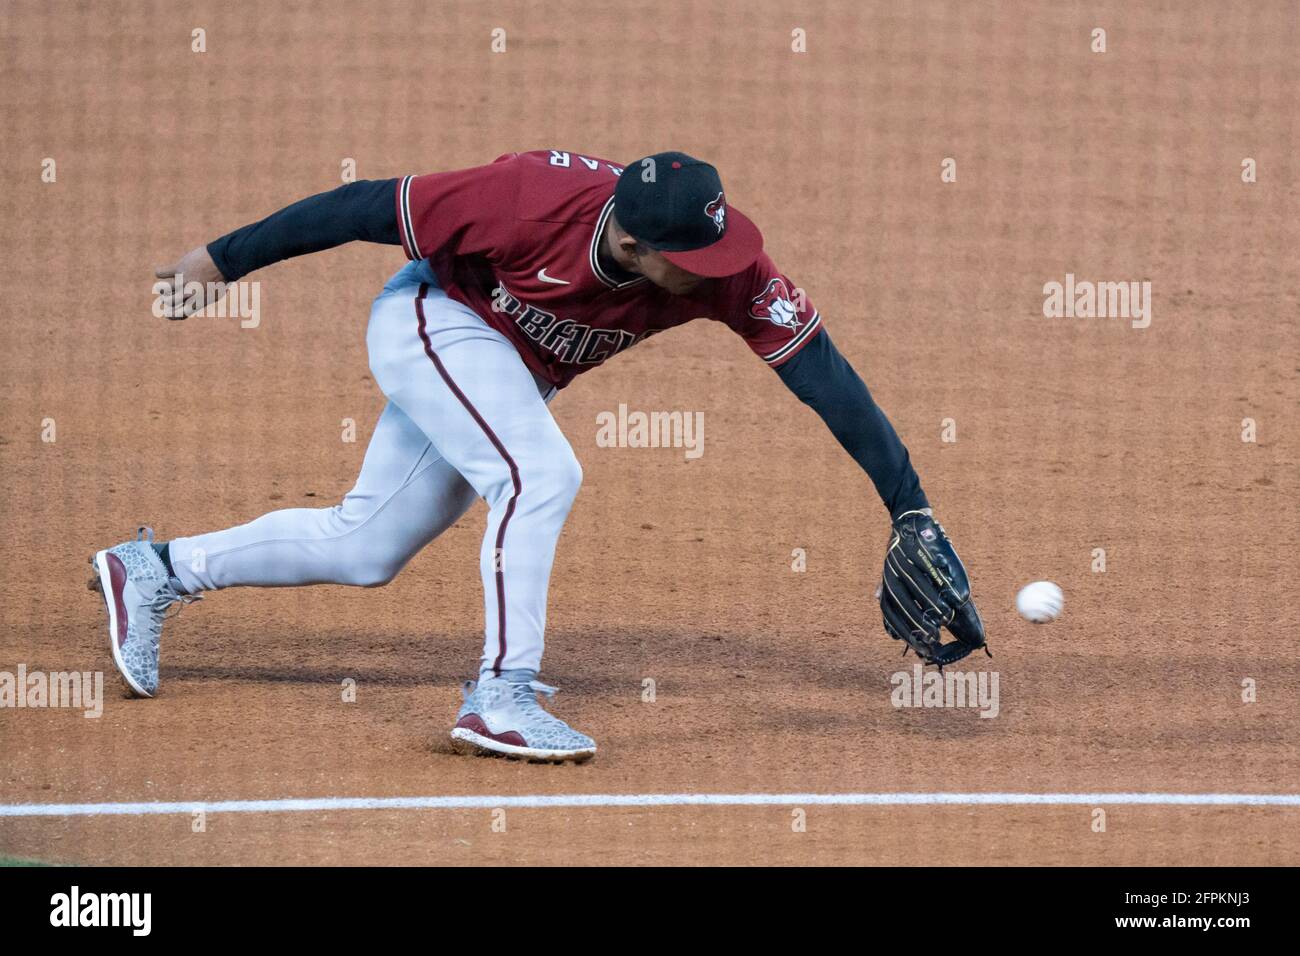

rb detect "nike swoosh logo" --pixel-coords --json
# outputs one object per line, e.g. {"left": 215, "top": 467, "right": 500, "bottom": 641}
{"left": 537, "top": 268, "right": 570, "bottom": 285}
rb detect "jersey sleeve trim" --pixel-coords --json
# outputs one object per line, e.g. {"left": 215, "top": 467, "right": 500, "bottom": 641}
{"left": 762, "top": 310, "right": 822, "bottom": 366}
{"left": 396, "top": 175, "right": 421, "bottom": 260}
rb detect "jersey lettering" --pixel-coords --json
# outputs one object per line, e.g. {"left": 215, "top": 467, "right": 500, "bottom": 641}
{"left": 515, "top": 303, "right": 556, "bottom": 340}
{"left": 402, "top": 151, "right": 819, "bottom": 388}
{"left": 494, "top": 283, "right": 650, "bottom": 366}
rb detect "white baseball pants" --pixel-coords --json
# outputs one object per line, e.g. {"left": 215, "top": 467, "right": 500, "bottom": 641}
{"left": 168, "top": 260, "right": 581, "bottom": 675}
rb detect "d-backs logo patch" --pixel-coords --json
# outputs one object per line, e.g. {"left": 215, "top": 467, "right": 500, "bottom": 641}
{"left": 749, "top": 277, "right": 801, "bottom": 330}
{"left": 704, "top": 192, "right": 726, "bottom": 233}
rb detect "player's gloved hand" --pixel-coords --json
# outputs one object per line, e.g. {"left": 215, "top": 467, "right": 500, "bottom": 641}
{"left": 878, "top": 508, "right": 988, "bottom": 667}
{"left": 152, "top": 245, "right": 228, "bottom": 320}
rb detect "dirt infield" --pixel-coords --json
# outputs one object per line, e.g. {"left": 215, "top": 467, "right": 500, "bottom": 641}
{"left": 1, "top": 0, "right": 1297, "bottom": 865}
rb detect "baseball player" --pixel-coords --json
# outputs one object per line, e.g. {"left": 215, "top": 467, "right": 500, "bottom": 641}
{"left": 90, "top": 150, "right": 986, "bottom": 763}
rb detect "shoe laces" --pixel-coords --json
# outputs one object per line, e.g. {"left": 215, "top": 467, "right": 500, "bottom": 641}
{"left": 521, "top": 679, "right": 558, "bottom": 699}
{"left": 508, "top": 678, "right": 565, "bottom": 721}
{"left": 462, "top": 675, "right": 558, "bottom": 698}
{"left": 148, "top": 578, "right": 201, "bottom": 630}
{"left": 460, "top": 675, "right": 563, "bottom": 730}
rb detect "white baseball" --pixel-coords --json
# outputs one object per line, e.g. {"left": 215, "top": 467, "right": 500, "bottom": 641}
{"left": 1016, "top": 581, "right": 1064, "bottom": 623}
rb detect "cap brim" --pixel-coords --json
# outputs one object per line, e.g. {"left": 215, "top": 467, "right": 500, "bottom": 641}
{"left": 660, "top": 207, "right": 764, "bottom": 278}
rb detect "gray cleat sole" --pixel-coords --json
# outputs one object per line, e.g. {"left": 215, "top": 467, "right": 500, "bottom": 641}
{"left": 449, "top": 726, "right": 595, "bottom": 764}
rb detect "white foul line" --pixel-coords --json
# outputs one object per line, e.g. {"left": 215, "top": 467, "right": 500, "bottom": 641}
{"left": 1, "top": 793, "right": 1298, "bottom": 818}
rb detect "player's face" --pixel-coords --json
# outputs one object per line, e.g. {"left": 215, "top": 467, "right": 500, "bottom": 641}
{"left": 617, "top": 235, "right": 706, "bottom": 295}
{"left": 635, "top": 250, "right": 706, "bottom": 296}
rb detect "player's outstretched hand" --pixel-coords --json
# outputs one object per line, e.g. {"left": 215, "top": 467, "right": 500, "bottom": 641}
{"left": 878, "top": 509, "right": 988, "bottom": 666}
{"left": 153, "top": 246, "right": 227, "bottom": 320}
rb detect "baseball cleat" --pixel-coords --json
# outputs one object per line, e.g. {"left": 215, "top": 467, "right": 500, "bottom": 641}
{"left": 89, "top": 527, "right": 199, "bottom": 698}
{"left": 450, "top": 671, "right": 596, "bottom": 763}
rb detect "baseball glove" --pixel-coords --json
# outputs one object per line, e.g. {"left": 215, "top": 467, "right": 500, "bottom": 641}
{"left": 878, "top": 509, "right": 988, "bottom": 667}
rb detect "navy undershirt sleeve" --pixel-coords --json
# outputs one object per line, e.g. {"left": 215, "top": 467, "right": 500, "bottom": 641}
{"left": 206, "top": 178, "right": 401, "bottom": 281}
{"left": 775, "top": 329, "right": 929, "bottom": 518}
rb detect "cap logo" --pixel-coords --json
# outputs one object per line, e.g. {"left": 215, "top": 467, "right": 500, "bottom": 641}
{"left": 704, "top": 191, "right": 726, "bottom": 234}
{"left": 749, "top": 277, "right": 801, "bottom": 330}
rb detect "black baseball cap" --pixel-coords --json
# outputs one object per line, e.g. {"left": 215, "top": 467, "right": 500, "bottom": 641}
{"left": 613, "top": 152, "right": 763, "bottom": 277}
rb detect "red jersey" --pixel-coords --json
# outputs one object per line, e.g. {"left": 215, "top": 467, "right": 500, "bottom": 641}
{"left": 394, "top": 150, "right": 822, "bottom": 389}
